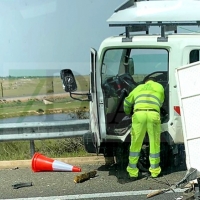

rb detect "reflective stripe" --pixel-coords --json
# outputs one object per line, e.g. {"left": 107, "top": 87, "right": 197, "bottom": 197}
{"left": 124, "top": 99, "right": 133, "bottom": 107}
{"left": 150, "top": 153, "right": 160, "bottom": 158}
{"left": 135, "top": 94, "right": 161, "bottom": 105}
{"left": 129, "top": 152, "right": 140, "bottom": 157}
{"left": 128, "top": 163, "right": 137, "bottom": 169}
{"left": 150, "top": 163, "right": 160, "bottom": 169}
{"left": 135, "top": 100, "right": 160, "bottom": 107}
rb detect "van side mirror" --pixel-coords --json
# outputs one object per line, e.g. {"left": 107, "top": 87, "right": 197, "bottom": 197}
{"left": 60, "top": 69, "right": 92, "bottom": 102}
{"left": 60, "top": 69, "right": 77, "bottom": 92}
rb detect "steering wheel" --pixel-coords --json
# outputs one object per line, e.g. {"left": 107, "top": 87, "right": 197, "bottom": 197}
{"left": 119, "top": 73, "right": 137, "bottom": 87}
{"left": 102, "top": 75, "right": 125, "bottom": 97}
{"left": 102, "top": 73, "right": 138, "bottom": 97}
{"left": 143, "top": 71, "right": 168, "bottom": 83}
{"left": 102, "top": 77, "right": 116, "bottom": 97}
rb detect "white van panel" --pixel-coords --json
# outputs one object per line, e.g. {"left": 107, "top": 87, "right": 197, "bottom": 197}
{"left": 176, "top": 61, "right": 200, "bottom": 172}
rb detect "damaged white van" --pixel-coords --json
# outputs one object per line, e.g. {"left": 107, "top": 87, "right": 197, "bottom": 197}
{"left": 61, "top": 0, "right": 200, "bottom": 171}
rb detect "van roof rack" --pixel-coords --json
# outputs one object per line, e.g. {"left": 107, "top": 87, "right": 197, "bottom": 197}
{"left": 116, "top": 21, "right": 200, "bottom": 42}
{"left": 108, "top": 0, "right": 200, "bottom": 42}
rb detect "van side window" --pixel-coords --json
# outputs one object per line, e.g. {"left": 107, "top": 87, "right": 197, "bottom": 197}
{"left": 190, "top": 50, "right": 200, "bottom": 63}
{"left": 130, "top": 49, "right": 168, "bottom": 84}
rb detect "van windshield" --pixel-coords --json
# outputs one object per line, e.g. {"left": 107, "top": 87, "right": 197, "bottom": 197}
{"left": 102, "top": 48, "right": 168, "bottom": 84}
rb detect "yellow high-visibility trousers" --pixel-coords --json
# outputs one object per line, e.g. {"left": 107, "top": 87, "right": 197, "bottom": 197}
{"left": 127, "top": 110, "right": 161, "bottom": 177}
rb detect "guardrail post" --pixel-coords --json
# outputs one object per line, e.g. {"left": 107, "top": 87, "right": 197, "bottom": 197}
{"left": 0, "top": 82, "right": 3, "bottom": 97}
{"left": 30, "top": 140, "right": 35, "bottom": 157}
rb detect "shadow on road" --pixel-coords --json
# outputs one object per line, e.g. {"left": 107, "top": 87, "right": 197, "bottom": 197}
{"left": 97, "top": 160, "right": 187, "bottom": 185}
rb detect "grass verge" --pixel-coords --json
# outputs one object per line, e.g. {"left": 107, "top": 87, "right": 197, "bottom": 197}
{"left": 0, "top": 138, "right": 91, "bottom": 160}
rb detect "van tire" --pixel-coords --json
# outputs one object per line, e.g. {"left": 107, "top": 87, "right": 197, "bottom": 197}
{"left": 83, "top": 132, "right": 97, "bottom": 153}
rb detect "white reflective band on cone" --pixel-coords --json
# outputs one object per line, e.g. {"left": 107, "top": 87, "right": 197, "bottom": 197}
{"left": 52, "top": 160, "right": 81, "bottom": 172}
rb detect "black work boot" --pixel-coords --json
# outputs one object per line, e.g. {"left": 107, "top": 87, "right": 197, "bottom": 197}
{"left": 151, "top": 173, "right": 163, "bottom": 178}
{"left": 117, "top": 172, "right": 142, "bottom": 184}
{"left": 145, "top": 172, "right": 163, "bottom": 179}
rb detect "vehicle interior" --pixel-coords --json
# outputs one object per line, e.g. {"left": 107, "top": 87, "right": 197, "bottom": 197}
{"left": 101, "top": 48, "right": 169, "bottom": 135}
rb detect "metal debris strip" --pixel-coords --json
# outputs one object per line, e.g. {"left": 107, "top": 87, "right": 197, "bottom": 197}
{"left": 175, "top": 196, "right": 183, "bottom": 200}
{"left": 176, "top": 168, "right": 198, "bottom": 188}
{"left": 146, "top": 175, "right": 177, "bottom": 198}
{"left": 12, "top": 182, "right": 33, "bottom": 189}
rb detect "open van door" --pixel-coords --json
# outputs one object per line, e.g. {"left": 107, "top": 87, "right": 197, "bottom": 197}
{"left": 84, "top": 48, "right": 101, "bottom": 154}
{"left": 176, "top": 61, "right": 200, "bottom": 173}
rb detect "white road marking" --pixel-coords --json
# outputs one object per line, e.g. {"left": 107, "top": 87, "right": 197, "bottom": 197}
{"left": 4, "top": 188, "right": 186, "bottom": 200}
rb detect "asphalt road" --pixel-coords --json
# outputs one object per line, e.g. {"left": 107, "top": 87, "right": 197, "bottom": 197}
{"left": 0, "top": 157, "right": 189, "bottom": 200}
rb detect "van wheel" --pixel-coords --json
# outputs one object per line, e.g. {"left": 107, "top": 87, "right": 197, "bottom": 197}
{"left": 160, "top": 142, "right": 171, "bottom": 170}
{"left": 172, "top": 144, "right": 187, "bottom": 171}
{"left": 115, "top": 142, "right": 150, "bottom": 172}
{"left": 83, "top": 132, "right": 97, "bottom": 153}
{"left": 115, "top": 142, "right": 129, "bottom": 169}
{"left": 138, "top": 142, "right": 171, "bottom": 172}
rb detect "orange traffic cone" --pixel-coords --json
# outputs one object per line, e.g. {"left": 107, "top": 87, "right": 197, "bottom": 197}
{"left": 31, "top": 152, "right": 81, "bottom": 172}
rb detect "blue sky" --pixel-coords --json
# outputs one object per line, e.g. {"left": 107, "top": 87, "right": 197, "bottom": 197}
{"left": 1, "top": 0, "right": 200, "bottom": 77}
{"left": 0, "top": 0, "right": 125, "bottom": 77}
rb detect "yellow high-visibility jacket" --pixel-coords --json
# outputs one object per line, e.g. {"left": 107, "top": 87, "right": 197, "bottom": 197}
{"left": 124, "top": 80, "right": 165, "bottom": 115}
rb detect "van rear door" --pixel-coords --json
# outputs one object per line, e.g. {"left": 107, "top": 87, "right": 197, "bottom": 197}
{"left": 176, "top": 61, "right": 200, "bottom": 173}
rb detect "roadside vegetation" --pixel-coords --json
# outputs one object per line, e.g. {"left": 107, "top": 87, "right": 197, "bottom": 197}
{"left": 0, "top": 97, "right": 89, "bottom": 119}
{"left": 0, "top": 138, "right": 91, "bottom": 160}
{"left": 0, "top": 75, "right": 91, "bottom": 160}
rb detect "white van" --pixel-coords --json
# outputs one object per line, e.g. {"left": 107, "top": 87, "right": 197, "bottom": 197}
{"left": 61, "top": 0, "right": 200, "bottom": 171}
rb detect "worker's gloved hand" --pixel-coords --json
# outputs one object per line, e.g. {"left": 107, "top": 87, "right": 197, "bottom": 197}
{"left": 122, "top": 115, "right": 131, "bottom": 121}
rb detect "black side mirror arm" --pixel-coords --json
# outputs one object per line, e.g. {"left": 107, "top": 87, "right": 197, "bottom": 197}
{"left": 69, "top": 92, "right": 92, "bottom": 101}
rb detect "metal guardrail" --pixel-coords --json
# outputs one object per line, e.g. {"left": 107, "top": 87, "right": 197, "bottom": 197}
{"left": 0, "top": 119, "right": 89, "bottom": 141}
{"left": 0, "top": 119, "right": 90, "bottom": 156}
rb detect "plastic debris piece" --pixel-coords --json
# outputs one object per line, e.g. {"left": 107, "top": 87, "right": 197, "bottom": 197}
{"left": 12, "top": 182, "right": 33, "bottom": 189}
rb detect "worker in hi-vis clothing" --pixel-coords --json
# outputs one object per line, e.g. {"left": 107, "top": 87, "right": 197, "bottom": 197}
{"left": 123, "top": 77, "right": 165, "bottom": 181}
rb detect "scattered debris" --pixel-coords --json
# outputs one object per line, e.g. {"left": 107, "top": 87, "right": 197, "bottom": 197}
{"left": 11, "top": 167, "right": 19, "bottom": 170}
{"left": 12, "top": 182, "right": 33, "bottom": 189}
{"left": 176, "top": 168, "right": 198, "bottom": 188}
{"left": 146, "top": 185, "right": 175, "bottom": 198}
{"left": 43, "top": 99, "right": 53, "bottom": 105}
{"left": 182, "top": 187, "right": 194, "bottom": 200}
{"left": 146, "top": 188, "right": 167, "bottom": 198}
{"left": 174, "top": 196, "right": 183, "bottom": 200}
{"left": 146, "top": 175, "right": 177, "bottom": 198}
{"left": 147, "top": 168, "right": 199, "bottom": 199}
{"left": 74, "top": 170, "right": 97, "bottom": 183}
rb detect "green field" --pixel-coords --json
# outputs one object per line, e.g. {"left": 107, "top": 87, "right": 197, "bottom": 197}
{"left": 0, "top": 75, "right": 89, "bottom": 97}
{"left": 0, "top": 75, "right": 90, "bottom": 119}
